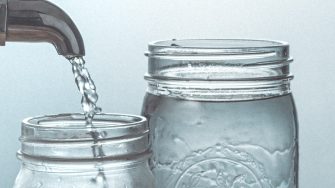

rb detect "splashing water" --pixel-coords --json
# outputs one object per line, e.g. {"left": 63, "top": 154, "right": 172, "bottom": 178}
{"left": 69, "top": 57, "right": 108, "bottom": 188}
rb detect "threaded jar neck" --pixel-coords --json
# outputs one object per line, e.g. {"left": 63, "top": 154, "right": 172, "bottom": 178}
{"left": 145, "top": 39, "right": 293, "bottom": 101}
{"left": 19, "top": 113, "right": 150, "bottom": 165}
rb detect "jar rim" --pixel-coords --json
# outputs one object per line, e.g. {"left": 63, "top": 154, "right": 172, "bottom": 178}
{"left": 21, "top": 113, "right": 148, "bottom": 141}
{"left": 145, "top": 38, "right": 293, "bottom": 101}
{"left": 149, "top": 38, "right": 288, "bottom": 50}
{"left": 146, "top": 39, "right": 289, "bottom": 57}
{"left": 20, "top": 113, "right": 150, "bottom": 160}
{"left": 23, "top": 113, "right": 146, "bottom": 130}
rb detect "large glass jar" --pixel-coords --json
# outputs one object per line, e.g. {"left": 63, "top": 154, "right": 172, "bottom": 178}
{"left": 14, "top": 113, "right": 154, "bottom": 188}
{"left": 142, "top": 39, "right": 298, "bottom": 188}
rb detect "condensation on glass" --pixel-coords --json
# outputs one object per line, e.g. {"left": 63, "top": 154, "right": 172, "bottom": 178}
{"left": 14, "top": 113, "right": 154, "bottom": 188}
{"left": 142, "top": 39, "right": 298, "bottom": 188}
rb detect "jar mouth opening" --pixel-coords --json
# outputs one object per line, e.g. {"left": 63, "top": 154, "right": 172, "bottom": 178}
{"left": 21, "top": 113, "right": 148, "bottom": 142}
{"left": 23, "top": 113, "right": 146, "bottom": 130}
{"left": 147, "top": 39, "right": 289, "bottom": 57}
{"left": 149, "top": 39, "right": 288, "bottom": 50}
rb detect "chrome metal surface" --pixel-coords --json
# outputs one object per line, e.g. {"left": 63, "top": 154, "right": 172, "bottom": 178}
{"left": 0, "top": 0, "right": 7, "bottom": 45}
{"left": 0, "top": 0, "right": 85, "bottom": 58}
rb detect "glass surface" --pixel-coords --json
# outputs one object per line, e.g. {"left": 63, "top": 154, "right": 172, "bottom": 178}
{"left": 142, "top": 93, "right": 298, "bottom": 188}
{"left": 14, "top": 114, "right": 154, "bottom": 188}
{"left": 142, "top": 39, "right": 298, "bottom": 188}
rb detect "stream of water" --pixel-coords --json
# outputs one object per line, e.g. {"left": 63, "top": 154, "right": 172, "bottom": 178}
{"left": 69, "top": 57, "right": 108, "bottom": 188}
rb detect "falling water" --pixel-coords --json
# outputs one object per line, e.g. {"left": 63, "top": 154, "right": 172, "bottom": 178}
{"left": 69, "top": 56, "right": 108, "bottom": 188}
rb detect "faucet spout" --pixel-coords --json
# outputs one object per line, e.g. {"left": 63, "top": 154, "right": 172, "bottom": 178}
{"left": 0, "top": 0, "right": 85, "bottom": 58}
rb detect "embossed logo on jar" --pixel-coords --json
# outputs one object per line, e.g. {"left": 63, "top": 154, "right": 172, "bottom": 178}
{"left": 167, "top": 144, "right": 272, "bottom": 188}
{"left": 176, "top": 158, "right": 262, "bottom": 188}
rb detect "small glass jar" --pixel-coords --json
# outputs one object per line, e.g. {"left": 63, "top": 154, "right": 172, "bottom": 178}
{"left": 142, "top": 39, "right": 298, "bottom": 188}
{"left": 14, "top": 113, "right": 154, "bottom": 188}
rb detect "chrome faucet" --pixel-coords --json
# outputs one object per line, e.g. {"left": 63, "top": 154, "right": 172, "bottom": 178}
{"left": 0, "top": 0, "right": 85, "bottom": 58}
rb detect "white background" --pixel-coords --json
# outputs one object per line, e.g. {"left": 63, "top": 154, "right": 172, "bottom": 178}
{"left": 0, "top": 0, "right": 334, "bottom": 187}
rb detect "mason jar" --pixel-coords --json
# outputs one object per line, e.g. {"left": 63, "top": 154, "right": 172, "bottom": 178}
{"left": 142, "top": 39, "right": 298, "bottom": 188}
{"left": 14, "top": 113, "right": 154, "bottom": 188}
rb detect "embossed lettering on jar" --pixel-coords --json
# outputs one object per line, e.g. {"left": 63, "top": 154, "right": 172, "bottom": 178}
{"left": 142, "top": 39, "right": 298, "bottom": 188}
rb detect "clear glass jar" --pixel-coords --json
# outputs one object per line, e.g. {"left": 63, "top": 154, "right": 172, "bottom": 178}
{"left": 14, "top": 113, "right": 154, "bottom": 188}
{"left": 142, "top": 39, "right": 298, "bottom": 188}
